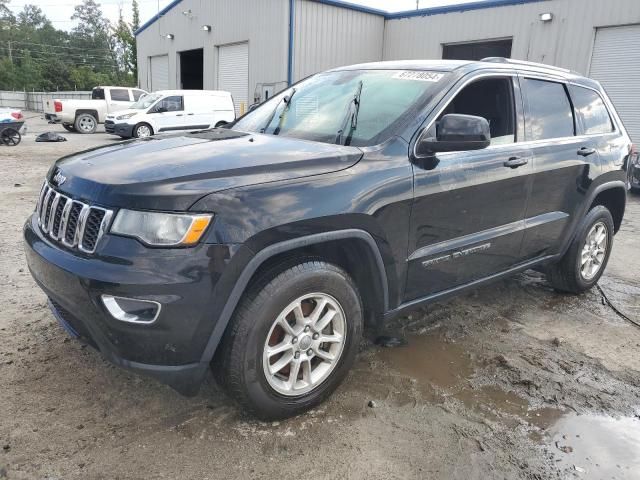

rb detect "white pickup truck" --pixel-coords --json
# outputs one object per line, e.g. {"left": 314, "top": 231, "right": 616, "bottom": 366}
{"left": 44, "top": 86, "right": 148, "bottom": 134}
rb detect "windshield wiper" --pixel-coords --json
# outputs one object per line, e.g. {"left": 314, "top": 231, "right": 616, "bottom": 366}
{"left": 335, "top": 80, "right": 363, "bottom": 146}
{"left": 260, "top": 89, "right": 296, "bottom": 134}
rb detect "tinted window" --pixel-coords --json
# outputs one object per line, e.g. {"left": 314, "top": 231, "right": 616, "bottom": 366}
{"left": 91, "top": 88, "right": 105, "bottom": 100}
{"left": 132, "top": 89, "right": 146, "bottom": 101}
{"left": 436, "top": 77, "right": 516, "bottom": 145}
{"left": 158, "top": 96, "right": 183, "bottom": 112}
{"left": 569, "top": 85, "right": 613, "bottom": 135}
{"left": 522, "top": 78, "right": 574, "bottom": 140}
{"left": 110, "top": 89, "right": 130, "bottom": 102}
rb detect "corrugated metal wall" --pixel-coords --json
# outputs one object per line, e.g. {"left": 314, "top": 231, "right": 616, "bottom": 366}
{"left": 136, "top": 0, "right": 290, "bottom": 100}
{"left": 383, "top": 0, "right": 640, "bottom": 75}
{"left": 292, "top": 0, "right": 384, "bottom": 82}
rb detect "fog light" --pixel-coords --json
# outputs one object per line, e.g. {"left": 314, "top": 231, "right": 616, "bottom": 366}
{"left": 101, "top": 295, "right": 161, "bottom": 324}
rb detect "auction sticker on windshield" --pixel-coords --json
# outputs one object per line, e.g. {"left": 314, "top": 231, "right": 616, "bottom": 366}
{"left": 393, "top": 71, "right": 445, "bottom": 82}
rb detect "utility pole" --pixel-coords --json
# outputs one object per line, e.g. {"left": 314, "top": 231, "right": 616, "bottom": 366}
{"left": 7, "top": 40, "right": 12, "bottom": 64}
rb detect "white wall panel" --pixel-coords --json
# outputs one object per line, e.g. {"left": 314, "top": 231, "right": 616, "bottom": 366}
{"left": 292, "top": 0, "right": 384, "bottom": 81}
{"left": 137, "top": 0, "right": 289, "bottom": 101}
{"left": 383, "top": 0, "right": 640, "bottom": 75}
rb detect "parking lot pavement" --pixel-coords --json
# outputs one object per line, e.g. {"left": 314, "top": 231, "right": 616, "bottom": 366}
{"left": 1, "top": 113, "right": 640, "bottom": 479}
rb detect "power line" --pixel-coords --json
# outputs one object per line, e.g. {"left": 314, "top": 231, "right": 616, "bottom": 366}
{"left": 9, "top": 40, "right": 115, "bottom": 53}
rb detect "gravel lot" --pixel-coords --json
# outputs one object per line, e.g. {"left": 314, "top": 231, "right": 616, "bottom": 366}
{"left": 1, "top": 114, "right": 639, "bottom": 479}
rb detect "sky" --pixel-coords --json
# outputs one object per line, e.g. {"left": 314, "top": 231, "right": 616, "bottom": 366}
{"left": 6, "top": 0, "right": 479, "bottom": 30}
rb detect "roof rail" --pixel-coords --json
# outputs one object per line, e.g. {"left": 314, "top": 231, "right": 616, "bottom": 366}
{"left": 480, "top": 57, "right": 573, "bottom": 74}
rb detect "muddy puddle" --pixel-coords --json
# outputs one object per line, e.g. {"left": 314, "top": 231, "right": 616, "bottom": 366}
{"left": 375, "top": 331, "right": 640, "bottom": 477}
{"left": 375, "top": 331, "right": 559, "bottom": 425}
{"left": 549, "top": 414, "right": 640, "bottom": 478}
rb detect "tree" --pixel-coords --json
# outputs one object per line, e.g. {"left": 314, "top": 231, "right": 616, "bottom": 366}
{"left": 131, "top": 0, "right": 139, "bottom": 80}
{"left": 0, "top": 0, "right": 138, "bottom": 91}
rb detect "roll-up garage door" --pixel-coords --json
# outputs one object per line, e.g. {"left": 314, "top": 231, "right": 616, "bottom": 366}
{"left": 150, "top": 55, "right": 169, "bottom": 92}
{"left": 218, "top": 42, "right": 249, "bottom": 117}
{"left": 589, "top": 25, "right": 640, "bottom": 143}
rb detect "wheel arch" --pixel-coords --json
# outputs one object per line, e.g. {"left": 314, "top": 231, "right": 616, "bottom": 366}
{"left": 587, "top": 183, "right": 626, "bottom": 233}
{"left": 200, "top": 229, "right": 389, "bottom": 364}
{"left": 75, "top": 109, "right": 99, "bottom": 121}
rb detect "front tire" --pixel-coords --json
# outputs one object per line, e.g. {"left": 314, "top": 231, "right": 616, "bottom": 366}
{"left": 215, "top": 261, "right": 363, "bottom": 420}
{"left": 547, "top": 205, "right": 614, "bottom": 294}
{"left": 133, "top": 123, "right": 153, "bottom": 138}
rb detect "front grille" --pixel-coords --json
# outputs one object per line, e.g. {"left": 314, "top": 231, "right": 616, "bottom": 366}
{"left": 36, "top": 183, "right": 113, "bottom": 254}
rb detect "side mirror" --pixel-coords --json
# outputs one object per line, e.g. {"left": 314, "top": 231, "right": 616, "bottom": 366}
{"left": 415, "top": 114, "right": 491, "bottom": 157}
{"left": 248, "top": 103, "right": 259, "bottom": 112}
{"left": 156, "top": 106, "right": 168, "bottom": 113}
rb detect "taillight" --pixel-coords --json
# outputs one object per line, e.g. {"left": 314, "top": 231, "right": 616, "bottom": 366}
{"left": 54, "top": 100, "right": 62, "bottom": 113}
{"left": 10, "top": 112, "right": 23, "bottom": 120}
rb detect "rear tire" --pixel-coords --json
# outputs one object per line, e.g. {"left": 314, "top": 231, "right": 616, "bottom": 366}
{"left": 62, "top": 123, "right": 76, "bottom": 132}
{"left": 547, "top": 205, "right": 614, "bottom": 294}
{"left": 215, "top": 261, "right": 363, "bottom": 420}
{"left": 74, "top": 114, "right": 97, "bottom": 134}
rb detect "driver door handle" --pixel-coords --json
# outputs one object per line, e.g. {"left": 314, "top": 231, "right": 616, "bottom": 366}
{"left": 503, "top": 157, "right": 529, "bottom": 168}
{"left": 578, "top": 147, "right": 596, "bottom": 157}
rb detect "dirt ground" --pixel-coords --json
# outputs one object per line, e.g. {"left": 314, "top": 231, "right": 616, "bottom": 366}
{"left": 1, "top": 114, "right": 639, "bottom": 480}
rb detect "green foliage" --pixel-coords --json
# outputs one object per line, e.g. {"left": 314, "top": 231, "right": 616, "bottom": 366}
{"left": 0, "top": 0, "right": 139, "bottom": 91}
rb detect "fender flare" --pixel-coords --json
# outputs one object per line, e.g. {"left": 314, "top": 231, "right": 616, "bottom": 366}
{"left": 559, "top": 180, "right": 627, "bottom": 257}
{"left": 199, "top": 229, "right": 389, "bottom": 363}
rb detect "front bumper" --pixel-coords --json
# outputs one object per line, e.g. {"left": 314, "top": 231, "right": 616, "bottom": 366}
{"left": 105, "top": 121, "right": 134, "bottom": 137}
{"left": 23, "top": 213, "right": 239, "bottom": 395}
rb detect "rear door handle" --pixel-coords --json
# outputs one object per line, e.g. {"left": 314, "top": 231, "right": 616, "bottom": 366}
{"left": 176, "top": 114, "right": 184, "bottom": 117}
{"left": 187, "top": 113, "right": 194, "bottom": 116}
{"left": 503, "top": 157, "right": 529, "bottom": 168}
{"left": 578, "top": 147, "right": 596, "bottom": 157}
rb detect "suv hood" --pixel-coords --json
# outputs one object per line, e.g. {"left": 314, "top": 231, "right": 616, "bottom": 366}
{"left": 48, "top": 129, "right": 363, "bottom": 211}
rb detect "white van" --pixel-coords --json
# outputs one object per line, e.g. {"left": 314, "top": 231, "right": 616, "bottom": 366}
{"left": 105, "top": 90, "right": 235, "bottom": 138}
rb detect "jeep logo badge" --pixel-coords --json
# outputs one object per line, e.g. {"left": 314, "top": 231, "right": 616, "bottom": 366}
{"left": 52, "top": 170, "right": 66, "bottom": 186}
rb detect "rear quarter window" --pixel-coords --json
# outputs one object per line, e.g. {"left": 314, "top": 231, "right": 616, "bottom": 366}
{"left": 92, "top": 88, "right": 105, "bottom": 100}
{"left": 522, "top": 78, "right": 574, "bottom": 141}
{"left": 569, "top": 85, "right": 614, "bottom": 135}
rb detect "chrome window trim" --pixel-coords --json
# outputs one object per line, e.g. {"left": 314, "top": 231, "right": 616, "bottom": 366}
{"left": 412, "top": 69, "right": 625, "bottom": 160}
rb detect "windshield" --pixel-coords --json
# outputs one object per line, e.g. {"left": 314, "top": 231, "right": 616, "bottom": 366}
{"left": 233, "top": 69, "right": 447, "bottom": 146}
{"left": 131, "top": 93, "right": 162, "bottom": 110}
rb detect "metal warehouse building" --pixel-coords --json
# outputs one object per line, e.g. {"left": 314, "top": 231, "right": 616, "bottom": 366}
{"left": 135, "top": 0, "right": 640, "bottom": 140}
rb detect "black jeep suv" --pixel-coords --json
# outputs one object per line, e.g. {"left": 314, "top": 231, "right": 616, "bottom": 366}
{"left": 24, "top": 58, "right": 633, "bottom": 419}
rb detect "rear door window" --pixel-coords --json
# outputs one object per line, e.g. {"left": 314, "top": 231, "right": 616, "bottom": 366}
{"left": 569, "top": 85, "right": 614, "bottom": 135}
{"left": 522, "top": 78, "right": 574, "bottom": 141}
{"left": 110, "top": 89, "right": 131, "bottom": 102}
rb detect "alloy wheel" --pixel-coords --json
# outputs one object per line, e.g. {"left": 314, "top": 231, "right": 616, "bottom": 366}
{"left": 580, "top": 221, "right": 608, "bottom": 280}
{"left": 262, "top": 293, "right": 346, "bottom": 396}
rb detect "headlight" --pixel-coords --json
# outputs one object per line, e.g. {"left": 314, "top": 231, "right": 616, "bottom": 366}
{"left": 116, "top": 112, "right": 138, "bottom": 120}
{"left": 110, "top": 210, "right": 212, "bottom": 246}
